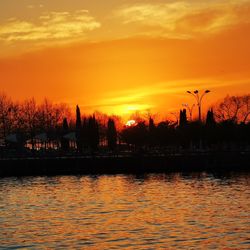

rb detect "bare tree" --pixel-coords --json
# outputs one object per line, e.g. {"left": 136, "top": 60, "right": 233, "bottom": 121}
{"left": 38, "top": 99, "right": 72, "bottom": 131}
{"left": 0, "top": 93, "right": 13, "bottom": 142}
{"left": 239, "top": 95, "right": 250, "bottom": 123}
{"left": 8, "top": 102, "right": 22, "bottom": 132}
{"left": 215, "top": 95, "right": 250, "bottom": 123}
{"left": 20, "top": 98, "right": 38, "bottom": 149}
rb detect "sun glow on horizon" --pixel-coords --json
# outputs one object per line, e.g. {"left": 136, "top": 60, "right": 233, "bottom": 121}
{"left": 126, "top": 120, "right": 136, "bottom": 127}
{"left": 106, "top": 104, "right": 153, "bottom": 116}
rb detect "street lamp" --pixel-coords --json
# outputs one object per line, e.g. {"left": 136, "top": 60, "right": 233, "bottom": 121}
{"left": 186, "top": 90, "right": 211, "bottom": 121}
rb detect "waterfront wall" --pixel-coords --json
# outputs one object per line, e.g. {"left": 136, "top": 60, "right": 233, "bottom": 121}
{"left": 0, "top": 152, "right": 250, "bottom": 177}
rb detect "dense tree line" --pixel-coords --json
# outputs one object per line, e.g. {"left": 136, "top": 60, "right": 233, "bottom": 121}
{"left": 0, "top": 93, "right": 249, "bottom": 155}
{"left": 0, "top": 93, "right": 118, "bottom": 153}
{"left": 0, "top": 94, "right": 72, "bottom": 150}
{"left": 120, "top": 94, "right": 250, "bottom": 152}
{"left": 121, "top": 107, "right": 250, "bottom": 152}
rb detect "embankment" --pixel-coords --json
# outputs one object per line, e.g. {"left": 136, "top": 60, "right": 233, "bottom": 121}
{"left": 0, "top": 151, "right": 249, "bottom": 177}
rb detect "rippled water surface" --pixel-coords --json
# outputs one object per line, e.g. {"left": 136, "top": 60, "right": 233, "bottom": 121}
{"left": 0, "top": 173, "right": 250, "bottom": 249}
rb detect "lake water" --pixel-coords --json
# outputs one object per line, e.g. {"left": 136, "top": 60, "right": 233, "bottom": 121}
{"left": 0, "top": 173, "right": 249, "bottom": 249}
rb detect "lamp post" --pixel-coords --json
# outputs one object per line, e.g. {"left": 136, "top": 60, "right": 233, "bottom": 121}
{"left": 186, "top": 90, "right": 210, "bottom": 122}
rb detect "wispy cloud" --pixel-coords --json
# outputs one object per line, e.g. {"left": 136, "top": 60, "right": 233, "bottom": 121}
{"left": 102, "top": 80, "right": 235, "bottom": 104}
{"left": 0, "top": 10, "right": 101, "bottom": 42}
{"left": 27, "top": 4, "right": 44, "bottom": 9}
{"left": 80, "top": 79, "right": 241, "bottom": 114}
{"left": 115, "top": 1, "right": 250, "bottom": 39}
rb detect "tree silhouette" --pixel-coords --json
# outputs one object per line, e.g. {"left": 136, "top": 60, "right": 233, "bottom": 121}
{"left": 75, "top": 105, "right": 82, "bottom": 152}
{"left": 0, "top": 93, "right": 13, "bottom": 141}
{"left": 21, "top": 98, "right": 39, "bottom": 150}
{"left": 121, "top": 121, "right": 147, "bottom": 149}
{"left": 148, "top": 117, "right": 156, "bottom": 146}
{"left": 206, "top": 109, "right": 216, "bottom": 126}
{"left": 179, "top": 109, "right": 188, "bottom": 127}
{"left": 107, "top": 118, "right": 117, "bottom": 151}
{"left": 215, "top": 95, "right": 250, "bottom": 123}
{"left": 0, "top": 92, "right": 249, "bottom": 157}
{"left": 61, "top": 118, "right": 69, "bottom": 151}
{"left": 155, "top": 121, "right": 176, "bottom": 148}
{"left": 82, "top": 117, "right": 88, "bottom": 150}
{"left": 87, "top": 115, "right": 99, "bottom": 151}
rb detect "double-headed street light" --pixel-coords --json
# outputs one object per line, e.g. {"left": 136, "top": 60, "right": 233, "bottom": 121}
{"left": 187, "top": 90, "right": 211, "bottom": 121}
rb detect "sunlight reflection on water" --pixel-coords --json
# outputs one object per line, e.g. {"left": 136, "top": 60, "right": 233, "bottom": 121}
{"left": 0, "top": 172, "right": 250, "bottom": 249}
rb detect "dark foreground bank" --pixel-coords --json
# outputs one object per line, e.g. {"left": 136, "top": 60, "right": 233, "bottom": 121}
{"left": 1, "top": 151, "right": 250, "bottom": 177}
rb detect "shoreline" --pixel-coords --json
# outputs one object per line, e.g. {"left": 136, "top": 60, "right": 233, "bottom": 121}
{"left": 1, "top": 151, "right": 250, "bottom": 177}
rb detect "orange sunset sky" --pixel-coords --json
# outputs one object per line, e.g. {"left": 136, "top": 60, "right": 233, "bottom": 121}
{"left": 0, "top": 0, "right": 250, "bottom": 117}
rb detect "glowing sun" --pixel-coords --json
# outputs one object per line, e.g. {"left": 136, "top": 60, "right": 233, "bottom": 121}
{"left": 126, "top": 120, "right": 136, "bottom": 127}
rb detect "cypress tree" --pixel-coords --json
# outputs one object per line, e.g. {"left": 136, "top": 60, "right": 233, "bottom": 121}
{"left": 149, "top": 117, "right": 156, "bottom": 146}
{"left": 206, "top": 109, "right": 216, "bottom": 126}
{"left": 76, "top": 105, "right": 82, "bottom": 152}
{"left": 179, "top": 109, "right": 187, "bottom": 127}
{"left": 76, "top": 105, "right": 81, "bottom": 130}
{"left": 61, "top": 118, "right": 69, "bottom": 151}
{"left": 107, "top": 118, "right": 117, "bottom": 150}
{"left": 87, "top": 115, "right": 99, "bottom": 151}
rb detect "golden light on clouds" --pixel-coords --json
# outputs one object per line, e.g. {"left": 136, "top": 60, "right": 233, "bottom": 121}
{"left": 115, "top": 1, "right": 250, "bottom": 38}
{"left": 0, "top": 10, "right": 100, "bottom": 43}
